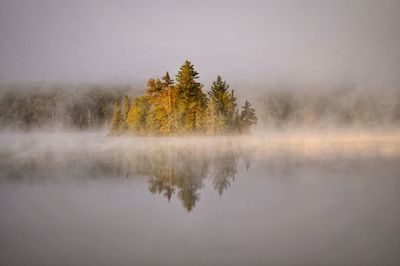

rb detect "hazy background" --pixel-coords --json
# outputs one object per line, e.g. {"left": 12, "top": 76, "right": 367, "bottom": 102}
{"left": 1, "top": 2, "right": 400, "bottom": 264}
{"left": 0, "top": 0, "right": 400, "bottom": 88}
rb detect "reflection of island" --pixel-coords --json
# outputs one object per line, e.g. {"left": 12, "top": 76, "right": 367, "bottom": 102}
{"left": 133, "top": 148, "right": 250, "bottom": 212}
{"left": 0, "top": 137, "right": 253, "bottom": 212}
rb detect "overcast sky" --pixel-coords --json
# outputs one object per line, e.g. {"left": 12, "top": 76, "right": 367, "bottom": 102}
{"left": 0, "top": 0, "right": 399, "bottom": 87}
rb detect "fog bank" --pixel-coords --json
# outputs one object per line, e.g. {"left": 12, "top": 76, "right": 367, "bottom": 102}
{"left": 1, "top": 83, "right": 400, "bottom": 130}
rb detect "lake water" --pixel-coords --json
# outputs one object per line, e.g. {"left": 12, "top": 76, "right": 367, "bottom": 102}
{"left": 0, "top": 132, "right": 399, "bottom": 265}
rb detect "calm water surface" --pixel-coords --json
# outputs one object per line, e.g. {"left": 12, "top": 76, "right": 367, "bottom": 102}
{"left": 0, "top": 132, "right": 399, "bottom": 265}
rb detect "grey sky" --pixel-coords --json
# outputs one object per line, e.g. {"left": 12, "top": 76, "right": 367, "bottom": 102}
{"left": 0, "top": 0, "right": 399, "bottom": 87}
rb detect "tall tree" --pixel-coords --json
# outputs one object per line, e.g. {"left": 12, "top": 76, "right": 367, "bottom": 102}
{"left": 239, "top": 100, "right": 257, "bottom": 133}
{"left": 208, "top": 76, "right": 237, "bottom": 132}
{"left": 176, "top": 61, "right": 207, "bottom": 133}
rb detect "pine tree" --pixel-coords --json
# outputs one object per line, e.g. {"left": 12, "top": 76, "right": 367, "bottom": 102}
{"left": 162, "top": 71, "right": 174, "bottom": 86}
{"left": 176, "top": 60, "right": 207, "bottom": 133}
{"left": 239, "top": 100, "right": 257, "bottom": 133}
{"left": 208, "top": 76, "right": 237, "bottom": 132}
{"left": 209, "top": 76, "right": 229, "bottom": 105}
{"left": 109, "top": 100, "right": 123, "bottom": 135}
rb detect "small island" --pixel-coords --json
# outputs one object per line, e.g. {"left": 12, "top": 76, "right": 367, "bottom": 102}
{"left": 109, "top": 60, "right": 257, "bottom": 136}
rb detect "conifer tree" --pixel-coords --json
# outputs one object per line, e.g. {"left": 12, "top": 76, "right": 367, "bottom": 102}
{"left": 176, "top": 60, "right": 207, "bottom": 133}
{"left": 209, "top": 76, "right": 229, "bottom": 105}
{"left": 162, "top": 71, "right": 174, "bottom": 86}
{"left": 239, "top": 100, "right": 257, "bottom": 133}
{"left": 208, "top": 76, "right": 237, "bottom": 132}
{"left": 110, "top": 101, "right": 123, "bottom": 135}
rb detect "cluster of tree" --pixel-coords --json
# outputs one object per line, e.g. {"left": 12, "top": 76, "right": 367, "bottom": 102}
{"left": 109, "top": 61, "right": 257, "bottom": 135}
{"left": 0, "top": 82, "right": 141, "bottom": 130}
{"left": 258, "top": 87, "right": 400, "bottom": 128}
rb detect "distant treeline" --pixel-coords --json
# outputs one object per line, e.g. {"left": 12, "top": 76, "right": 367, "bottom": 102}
{"left": 0, "top": 82, "right": 139, "bottom": 130}
{"left": 109, "top": 61, "right": 257, "bottom": 136}
{"left": 257, "top": 87, "right": 400, "bottom": 128}
{"left": 1, "top": 80, "right": 400, "bottom": 131}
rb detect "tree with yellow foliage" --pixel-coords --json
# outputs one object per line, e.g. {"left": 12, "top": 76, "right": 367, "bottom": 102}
{"left": 110, "top": 60, "right": 256, "bottom": 136}
{"left": 126, "top": 96, "right": 150, "bottom": 135}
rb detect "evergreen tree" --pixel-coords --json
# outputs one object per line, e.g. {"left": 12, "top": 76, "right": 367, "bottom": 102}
{"left": 176, "top": 60, "right": 207, "bottom": 133}
{"left": 162, "top": 71, "right": 174, "bottom": 86}
{"left": 208, "top": 76, "right": 237, "bottom": 132}
{"left": 239, "top": 100, "right": 257, "bottom": 133}
{"left": 109, "top": 100, "right": 123, "bottom": 135}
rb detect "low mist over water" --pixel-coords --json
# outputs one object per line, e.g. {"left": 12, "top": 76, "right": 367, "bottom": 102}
{"left": 1, "top": 131, "right": 400, "bottom": 265}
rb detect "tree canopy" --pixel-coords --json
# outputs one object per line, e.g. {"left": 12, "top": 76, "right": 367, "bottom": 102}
{"left": 110, "top": 60, "right": 257, "bottom": 136}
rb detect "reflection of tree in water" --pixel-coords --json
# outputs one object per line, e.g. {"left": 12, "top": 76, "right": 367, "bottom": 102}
{"left": 140, "top": 147, "right": 248, "bottom": 212}
{"left": 1, "top": 141, "right": 252, "bottom": 212}
{"left": 146, "top": 149, "right": 207, "bottom": 212}
{"left": 211, "top": 152, "right": 238, "bottom": 195}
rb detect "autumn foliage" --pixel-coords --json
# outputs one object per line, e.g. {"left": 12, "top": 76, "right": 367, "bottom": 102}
{"left": 110, "top": 61, "right": 257, "bottom": 135}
